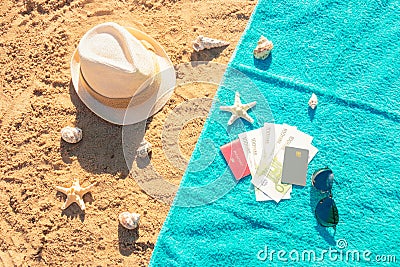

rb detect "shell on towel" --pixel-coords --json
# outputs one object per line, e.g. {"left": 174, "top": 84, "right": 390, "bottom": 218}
{"left": 308, "top": 93, "right": 318, "bottom": 109}
{"left": 253, "top": 36, "right": 274, "bottom": 60}
{"left": 119, "top": 212, "right": 140, "bottom": 230}
{"left": 61, "top": 126, "right": 82, "bottom": 144}
{"left": 192, "top": 36, "right": 229, "bottom": 52}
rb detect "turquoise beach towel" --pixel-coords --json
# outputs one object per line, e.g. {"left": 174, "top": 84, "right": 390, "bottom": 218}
{"left": 150, "top": 0, "right": 400, "bottom": 266}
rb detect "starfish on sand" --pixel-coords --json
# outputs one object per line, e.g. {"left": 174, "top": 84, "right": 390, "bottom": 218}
{"left": 220, "top": 91, "right": 257, "bottom": 125}
{"left": 56, "top": 178, "right": 96, "bottom": 210}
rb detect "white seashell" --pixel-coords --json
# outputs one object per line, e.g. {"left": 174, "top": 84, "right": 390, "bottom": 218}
{"left": 192, "top": 36, "right": 229, "bottom": 52}
{"left": 308, "top": 93, "right": 318, "bottom": 109}
{"left": 119, "top": 212, "right": 140, "bottom": 230}
{"left": 253, "top": 36, "right": 274, "bottom": 60}
{"left": 136, "top": 139, "right": 152, "bottom": 158}
{"left": 61, "top": 126, "right": 82, "bottom": 144}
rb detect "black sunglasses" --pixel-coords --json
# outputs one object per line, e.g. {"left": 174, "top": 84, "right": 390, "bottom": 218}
{"left": 312, "top": 167, "right": 339, "bottom": 228}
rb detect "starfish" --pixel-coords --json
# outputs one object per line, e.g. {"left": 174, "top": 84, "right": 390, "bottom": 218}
{"left": 56, "top": 178, "right": 96, "bottom": 210}
{"left": 220, "top": 91, "right": 257, "bottom": 125}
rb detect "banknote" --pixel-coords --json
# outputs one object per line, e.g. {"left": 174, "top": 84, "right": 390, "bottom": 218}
{"left": 238, "top": 127, "right": 264, "bottom": 178}
{"left": 238, "top": 123, "right": 318, "bottom": 202}
{"left": 254, "top": 185, "right": 292, "bottom": 201}
{"left": 253, "top": 123, "right": 285, "bottom": 178}
{"left": 239, "top": 124, "right": 292, "bottom": 201}
{"left": 256, "top": 126, "right": 317, "bottom": 202}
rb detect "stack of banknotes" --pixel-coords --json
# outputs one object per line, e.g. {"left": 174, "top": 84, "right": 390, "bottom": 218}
{"left": 238, "top": 123, "right": 318, "bottom": 203}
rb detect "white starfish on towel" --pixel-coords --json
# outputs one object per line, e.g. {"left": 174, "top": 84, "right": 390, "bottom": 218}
{"left": 220, "top": 92, "right": 257, "bottom": 125}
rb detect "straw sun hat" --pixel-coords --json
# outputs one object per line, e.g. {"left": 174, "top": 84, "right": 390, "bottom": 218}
{"left": 70, "top": 22, "right": 176, "bottom": 125}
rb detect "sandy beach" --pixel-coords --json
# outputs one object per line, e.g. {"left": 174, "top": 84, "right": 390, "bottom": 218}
{"left": 0, "top": 0, "right": 255, "bottom": 266}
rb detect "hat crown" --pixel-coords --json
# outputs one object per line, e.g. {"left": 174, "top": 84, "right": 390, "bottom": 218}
{"left": 78, "top": 22, "right": 155, "bottom": 99}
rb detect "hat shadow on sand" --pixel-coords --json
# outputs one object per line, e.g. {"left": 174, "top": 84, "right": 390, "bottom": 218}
{"left": 60, "top": 82, "right": 150, "bottom": 178}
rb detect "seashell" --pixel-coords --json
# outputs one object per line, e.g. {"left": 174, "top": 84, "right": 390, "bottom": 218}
{"left": 192, "top": 36, "right": 229, "bottom": 52}
{"left": 253, "top": 36, "right": 274, "bottom": 60}
{"left": 119, "top": 212, "right": 140, "bottom": 230}
{"left": 136, "top": 139, "right": 152, "bottom": 158}
{"left": 61, "top": 126, "right": 82, "bottom": 144}
{"left": 308, "top": 93, "right": 318, "bottom": 109}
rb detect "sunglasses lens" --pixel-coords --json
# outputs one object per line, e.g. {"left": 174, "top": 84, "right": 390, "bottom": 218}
{"left": 315, "top": 197, "right": 339, "bottom": 227}
{"left": 312, "top": 168, "right": 334, "bottom": 192}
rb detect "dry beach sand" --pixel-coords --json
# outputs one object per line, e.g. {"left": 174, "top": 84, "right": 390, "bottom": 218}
{"left": 0, "top": 0, "right": 255, "bottom": 266}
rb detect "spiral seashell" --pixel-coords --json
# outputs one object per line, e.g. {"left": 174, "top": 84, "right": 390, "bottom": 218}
{"left": 119, "top": 212, "right": 140, "bottom": 230}
{"left": 192, "top": 36, "right": 229, "bottom": 52}
{"left": 308, "top": 93, "right": 318, "bottom": 109}
{"left": 61, "top": 126, "right": 82, "bottom": 144}
{"left": 136, "top": 139, "right": 152, "bottom": 158}
{"left": 253, "top": 36, "right": 274, "bottom": 60}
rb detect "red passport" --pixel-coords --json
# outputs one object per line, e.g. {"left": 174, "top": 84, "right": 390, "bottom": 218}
{"left": 220, "top": 139, "right": 251, "bottom": 180}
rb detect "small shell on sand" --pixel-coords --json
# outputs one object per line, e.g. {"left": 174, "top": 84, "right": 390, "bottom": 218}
{"left": 119, "top": 212, "right": 140, "bottom": 230}
{"left": 192, "top": 36, "right": 229, "bottom": 52}
{"left": 61, "top": 126, "right": 82, "bottom": 144}
{"left": 136, "top": 139, "right": 152, "bottom": 158}
{"left": 308, "top": 93, "right": 318, "bottom": 109}
{"left": 253, "top": 36, "right": 274, "bottom": 60}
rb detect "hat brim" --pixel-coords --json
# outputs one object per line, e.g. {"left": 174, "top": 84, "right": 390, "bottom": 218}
{"left": 70, "top": 27, "right": 176, "bottom": 125}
